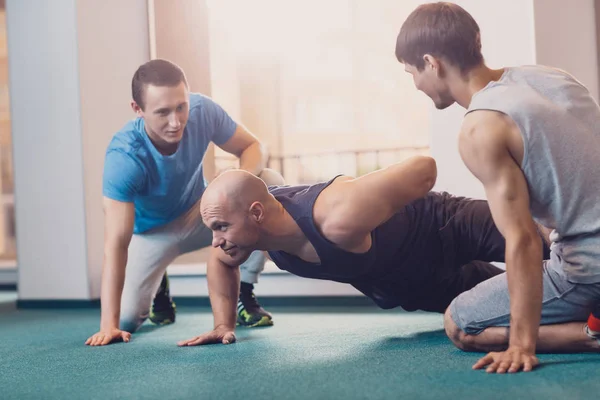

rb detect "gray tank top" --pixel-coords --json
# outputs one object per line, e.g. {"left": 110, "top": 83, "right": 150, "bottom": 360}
{"left": 467, "top": 65, "right": 600, "bottom": 283}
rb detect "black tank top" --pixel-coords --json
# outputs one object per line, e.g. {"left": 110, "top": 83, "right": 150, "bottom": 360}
{"left": 267, "top": 177, "right": 462, "bottom": 310}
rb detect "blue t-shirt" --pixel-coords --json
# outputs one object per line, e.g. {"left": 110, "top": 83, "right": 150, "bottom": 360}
{"left": 103, "top": 93, "right": 237, "bottom": 233}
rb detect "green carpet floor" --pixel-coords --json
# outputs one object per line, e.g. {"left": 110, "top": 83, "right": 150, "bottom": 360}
{"left": 0, "top": 302, "right": 599, "bottom": 400}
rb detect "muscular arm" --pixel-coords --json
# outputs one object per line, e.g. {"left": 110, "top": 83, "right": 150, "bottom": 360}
{"left": 318, "top": 155, "right": 436, "bottom": 246}
{"left": 207, "top": 247, "right": 241, "bottom": 330}
{"left": 176, "top": 247, "right": 246, "bottom": 346}
{"left": 100, "top": 197, "right": 135, "bottom": 330}
{"left": 459, "top": 111, "right": 543, "bottom": 354}
{"left": 218, "top": 124, "right": 268, "bottom": 176}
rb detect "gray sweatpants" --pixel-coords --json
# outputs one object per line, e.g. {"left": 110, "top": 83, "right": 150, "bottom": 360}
{"left": 119, "top": 169, "right": 283, "bottom": 332}
{"left": 449, "top": 253, "right": 600, "bottom": 334}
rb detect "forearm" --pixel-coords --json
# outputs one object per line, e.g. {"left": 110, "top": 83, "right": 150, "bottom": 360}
{"left": 506, "top": 233, "right": 543, "bottom": 351}
{"left": 239, "top": 142, "right": 267, "bottom": 176}
{"left": 208, "top": 257, "right": 240, "bottom": 329}
{"left": 100, "top": 246, "right": 128, "bottom": 330}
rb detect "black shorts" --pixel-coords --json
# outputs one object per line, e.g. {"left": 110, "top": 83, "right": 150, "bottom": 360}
{"left": 353, "top": 192, "right": 549, "bottom": 313}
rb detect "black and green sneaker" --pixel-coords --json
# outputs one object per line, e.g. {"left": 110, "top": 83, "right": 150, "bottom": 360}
{"left": 237, "top": 282, "right": 273, "bottom": 327}
{"left": 149, "top": 273, "right": 176, "bottom": 325}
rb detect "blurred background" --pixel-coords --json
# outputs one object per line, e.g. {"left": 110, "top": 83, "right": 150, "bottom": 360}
{"left": 1, "top": 0, "right": 598, "bottom": 302}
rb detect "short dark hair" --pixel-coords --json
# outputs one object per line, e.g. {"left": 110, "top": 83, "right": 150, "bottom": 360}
{"left": 395, "top": 2, "right": 484, "bottom": 73}
{"left": 131, "top": 59, "right": 188, "bottom": 110}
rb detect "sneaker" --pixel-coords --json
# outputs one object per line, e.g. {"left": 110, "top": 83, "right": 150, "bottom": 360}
{"left": 585, "top": 312, "right": 600, "bottom": 337}
{"left": 237, "top": 282, "right": 273, "bottom": 327}
{"left": 149, "top": 273, "right": 176, "bottom": 325}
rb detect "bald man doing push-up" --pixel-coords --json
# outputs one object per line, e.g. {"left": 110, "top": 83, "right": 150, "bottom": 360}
{"left": 177, "top": 157, "right": 549, "bottom": 346}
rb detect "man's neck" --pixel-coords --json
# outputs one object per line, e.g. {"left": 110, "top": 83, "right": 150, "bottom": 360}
{"left": 451, "top": 65, "right": 505, "bottom": 108}
{"left": 258, "top": 203, "right": 308, "bottom": 255}
{"left": 145, "top": 127, "right": 178, "bottom": 156}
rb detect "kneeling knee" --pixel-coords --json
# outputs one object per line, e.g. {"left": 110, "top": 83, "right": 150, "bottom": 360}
{"left": 444, "top": 308, "right": 476, "bottom": 351}
{"left": 119, "top": 319, "right": 140, "bottom": 334}
{"left": 119, "top": 314, "right": 145, "bottom": 334}
{"left": 259, "top": 168, "right": 285, "bottom": 186}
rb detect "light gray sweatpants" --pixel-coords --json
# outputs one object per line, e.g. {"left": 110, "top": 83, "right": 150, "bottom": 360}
{"left": 119, "top": 169, "right": 284, "bottom": 332}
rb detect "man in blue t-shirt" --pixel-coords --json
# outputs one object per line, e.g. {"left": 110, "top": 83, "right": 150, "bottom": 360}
{"left": 86, "top": 59, "right": 282, "bottom": 346}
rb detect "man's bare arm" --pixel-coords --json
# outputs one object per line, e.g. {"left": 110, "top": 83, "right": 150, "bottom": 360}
{"left": 459, "top": 111, "right": 543, "bottom": 372}
{"left": 177, "top": 247, "right": 243, "bottom": 346}
{"left": 319, "top": 155, "right": 436, "bottom": 243}
{"left": 217, "top": 124, "right": 268, "bottom": 177}
{"left": 85, "top": 197, "right": 134, "bottom": 346}
{"left": 207, "top": 248, "right": 241, "bottom": 330}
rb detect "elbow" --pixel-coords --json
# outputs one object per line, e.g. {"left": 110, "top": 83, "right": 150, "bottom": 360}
{"left": 253, "top": 141, "right": 270, "bottom": 168}
{"left": 506, "top": 229, "right": 543, "bottom": 261}
{"left": 425, "top": 157, "right": 437, "bottom": 191}
{"left": 415, "top": 156, "right": 437, "bottom": 193}
{"left": 250, "top": 141, "right": 268, "bottom": 159}
{"left": 104, "top": 240, "right": 129, "bottom": 262}
{"left": 255, "top": 141, "right": 269, "bottom": 159}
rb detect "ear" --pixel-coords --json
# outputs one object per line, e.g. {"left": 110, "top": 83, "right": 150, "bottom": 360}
{"left": 131, "top": 100, "right": 144, "bottom": 117}
{"left": 248, "top": 201, "right": 265, "bottom": 223}
{"left": 423, "top": 54, "right": 442, "bottom": 77}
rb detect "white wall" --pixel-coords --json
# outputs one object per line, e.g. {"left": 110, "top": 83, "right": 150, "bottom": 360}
{"left": 7, "top": 0, "right": 149, "bottom": 300}
{"left": 76, "top": 0, "right": 150, "bottom": 298}
{"left": 533, "top": 0, "right": 599, "bottom": 102}
{"left": 429, "top": 0, "right": 537, "bottom": 199}
{"left": 7, "top": 0, "right": 89, "bottom": 299}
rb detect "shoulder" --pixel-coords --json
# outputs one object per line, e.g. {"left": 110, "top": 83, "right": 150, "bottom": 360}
{"left": 186, "top": 93, "right": 206, "bottom": 122}
{"left": 462, "top": 109, "right": 513, "bottom": 130}
{"left": 188, "top": 92, "right": 209, "bottom": 110}
{"left": 460, "top": 110, "right": 517, "bottom": 150}
{"left": 461, "top": 110, "right": 525, "bottom": 173}
{"left": 313, "top": 176, "right": 362, "bottom": 246}
{"left": 187, "top": 93, "right": 234, "bottom": 132}
{"left": 459, "top": 111, "right": 523, "bottom": 182}
{"left": 313, "top": 176, "right": 353, "bottom": 212}
{"left": 107, "top": 118, "right": 145, "bottom": 156}
{"left": 188, "top": 93, "right": 223, "bottom": 115}
{"left": 519, "top": 64, "right": 577, "bottom": 82}
{"left": 105, "top": 121, "right": 145, "bottom": 176}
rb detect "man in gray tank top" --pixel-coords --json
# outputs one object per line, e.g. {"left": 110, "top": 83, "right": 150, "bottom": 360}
{"left": 397, "top": 2, "right": 600, "bottom": 373}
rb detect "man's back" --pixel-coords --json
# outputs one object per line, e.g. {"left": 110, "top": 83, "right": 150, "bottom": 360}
{"left": 267, "top": 181, "right": 502, "bottom": 309}
{"left": 467, "top": 65, "right": 600, "bottom": 283}
{"left": 266, "top": 178, "right": 380, "bottom": 283}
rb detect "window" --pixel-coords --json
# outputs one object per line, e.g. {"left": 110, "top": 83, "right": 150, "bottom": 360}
{"left": 208, "top": 0, "right": 430, "bottom": 183}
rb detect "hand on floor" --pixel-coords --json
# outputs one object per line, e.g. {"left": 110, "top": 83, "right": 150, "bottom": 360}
{"left": 177, "top": 325, "right": 236, "bottom": 347}
{"left": 472, "top": 346, "right": 539, "bottom": 373}
{"left": 85, "top": 328, "right": 131, "bottom": 346}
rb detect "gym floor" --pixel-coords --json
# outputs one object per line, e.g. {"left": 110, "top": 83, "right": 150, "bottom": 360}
{"left": 1, "top": 298, "right": 599, "bottom": 400}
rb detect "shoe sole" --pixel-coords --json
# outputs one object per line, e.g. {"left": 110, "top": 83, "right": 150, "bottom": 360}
{"left": 237, "top": 316, "right": 274, "bottom": 328}
{"left": 149, "top": 317, "right": 176, "bottom": 326}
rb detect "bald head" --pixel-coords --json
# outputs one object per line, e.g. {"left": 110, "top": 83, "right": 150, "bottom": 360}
{"left": 201, "top": 169, "right": 271, "bottom": 217}
{"left": 200, "top": 170, "right": 276, "bottom": 258}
